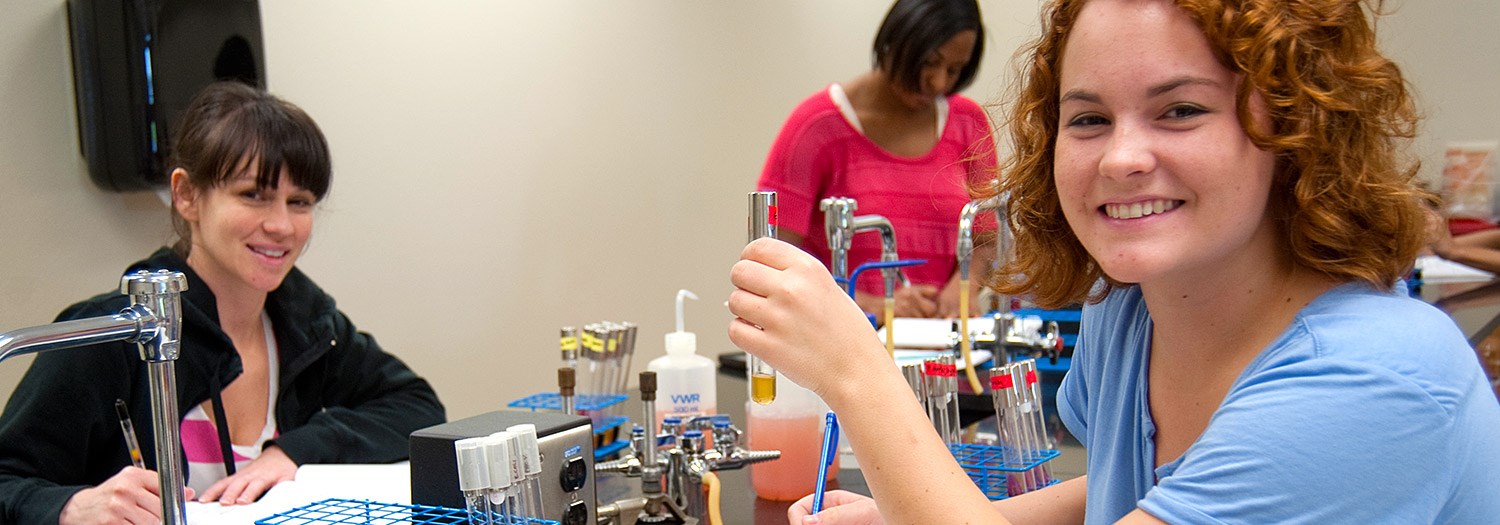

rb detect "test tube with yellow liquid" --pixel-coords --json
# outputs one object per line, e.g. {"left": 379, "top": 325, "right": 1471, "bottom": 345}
{"left": 748, "top": 191, "right": 779, "bottom": 404}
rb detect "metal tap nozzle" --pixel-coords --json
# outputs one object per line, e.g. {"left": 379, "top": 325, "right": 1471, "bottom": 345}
{"left": 820, "top": 197, "right": 858, "bottom": 280}
{"left": 957, "top": 196, "right": 1006, "bottom": 282}
{"left": 0, "top": 270, "right": 189, "bottom": 525}
{"left": 851, "top": 214, "right": 907, "bottom": 289}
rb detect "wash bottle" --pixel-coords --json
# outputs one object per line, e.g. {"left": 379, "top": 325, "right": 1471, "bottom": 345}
{"left": 646, "top": 289, "right": 717, "bottom": 428}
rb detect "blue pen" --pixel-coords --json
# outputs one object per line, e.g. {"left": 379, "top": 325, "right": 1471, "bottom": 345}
{"left": 811, "top": 411, "right": 840, "bottom": 514}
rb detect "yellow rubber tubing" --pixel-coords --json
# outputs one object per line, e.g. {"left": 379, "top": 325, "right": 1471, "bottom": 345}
{"left": 703, "top": 470, "right": 723, "bottom": 525}
{"left": 959, "top": 279, "right": 983, "bottom": 393}
{"left": 884, "top": 297, "right": 896, "bottom": 358}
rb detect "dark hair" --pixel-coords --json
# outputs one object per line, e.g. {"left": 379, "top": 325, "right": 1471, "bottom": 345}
{"left": 872, "top": 0, "right": 986, "bottom": 95}
{"left": 169, "top": 81, "right": 332, "bottom": 254}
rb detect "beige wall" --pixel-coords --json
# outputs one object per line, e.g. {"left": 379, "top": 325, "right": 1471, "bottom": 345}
{"left": 1, "top": 0, "right": 1495, "bottom": 422}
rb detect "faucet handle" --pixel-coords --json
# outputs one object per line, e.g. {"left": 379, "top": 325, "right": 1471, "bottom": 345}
{"left": 120, "top": 269, "right": 188, "bottom": 295}
{"left": 120, "top": 270, "right": 187, "bottom": 363}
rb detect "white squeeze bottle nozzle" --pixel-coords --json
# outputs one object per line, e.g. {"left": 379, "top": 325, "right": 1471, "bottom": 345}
{"left": 648, "top": 289, "right": 718, "bottom": 428}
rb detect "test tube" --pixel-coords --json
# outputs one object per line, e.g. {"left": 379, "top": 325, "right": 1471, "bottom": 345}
{"left": 989, "top": 366, "right": 1025, "bottom": 496}
{"left": 598, "top": 324, "right": 619, "bottom": 402}
{"left": 747, "top": 191, "right": 778, "bottom": 404}
{"left": 901, "top": 363, "right": 927, "bottom": 412}
{"left": 455, "top": 438, "right": 493, "bottom": 525}
{"left": 922, "top": 357, "right": 956, "bottom": 443}
{"left": 482, "top": 434, "right": 514, "bottom": 524}
{"left": 1019, "top": 359, "right": 1054, "bottom": 485}
{"left": 487, "top": 431, "right": 525, "bottom": 523}
{"left": 581, "top": 324, "right": 605, "bottom": 421}
{"left": 1006, "top": 364, "right": 1040, "bottom": 493}
{"left": 503, "top": 431, "right": 529, "bottom": 523}
{"left": 559, "top": 326, "right": 579, "bottom": 371}
{"left": 604, "top": 323, "right": 628, "bottom": 418}
{"left": 943, "top": 355, "right": 961, "bottom": 441}
{"left": 618, "top": 322, "right": 639, "bottom": 394}
{"left": 507, "top": 424, "right": 547, "bottom": 523}
{"left": 581, "top": 324, "right": 603, "bottom": 398}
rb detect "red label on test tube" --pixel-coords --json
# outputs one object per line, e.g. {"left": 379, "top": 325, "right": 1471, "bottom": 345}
{"left": 922, "top": 361, "right": 955, "bottom": 377}
{"left": 993, "top": 373, "right": 1014, "bottom": 389}
{"left": 768, "top": 204, "right": 778, "bottom": 226}
{"left": 1025, "top": 370, "right": 1037, "bottom": 385}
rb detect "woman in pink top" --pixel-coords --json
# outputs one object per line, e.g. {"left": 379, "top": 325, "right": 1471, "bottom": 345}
{"left": 757, "top": 0, "right": 998, "bottom": 324}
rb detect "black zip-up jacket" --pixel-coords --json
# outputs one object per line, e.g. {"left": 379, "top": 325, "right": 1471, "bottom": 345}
{"left": 0, "top": 248, "right": 446, "bottom": 523}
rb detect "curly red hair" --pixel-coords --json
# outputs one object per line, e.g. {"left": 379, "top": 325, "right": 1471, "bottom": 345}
{"left": 987, "top": 0, "right": 1424, "bottom": 308}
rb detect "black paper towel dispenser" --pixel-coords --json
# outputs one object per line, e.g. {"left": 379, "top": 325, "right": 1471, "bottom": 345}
{"left": 67, "top": 0, "right": 266, "bottom": 192}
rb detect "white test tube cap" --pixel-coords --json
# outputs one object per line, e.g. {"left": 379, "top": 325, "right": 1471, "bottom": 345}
{"left": 483, "top": 433, "right": 513, "bottom": 490}
{"left": 454, "top": 437, "right": 491, "bottom": 492}
{"left": 506, "top": 424, "right": 544, "bottom": 476}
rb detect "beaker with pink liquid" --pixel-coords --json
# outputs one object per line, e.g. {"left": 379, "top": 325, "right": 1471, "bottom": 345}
{"left": 746, "top": 374, "right": 839, "bottom": 501}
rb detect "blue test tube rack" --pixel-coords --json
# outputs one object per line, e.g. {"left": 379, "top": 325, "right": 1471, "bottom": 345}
{"left": 949, "top": 443, "right": 1061, "bottom": 500}
{"left": 507, "top": 392, "right": 631, "bottom": 460}
{"left": 255, "top": 497, "right": 560, "bottom": 525}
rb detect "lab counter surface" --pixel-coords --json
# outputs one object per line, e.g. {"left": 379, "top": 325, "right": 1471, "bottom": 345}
{"left": 185, "top": 366, "right": 1081, "bottom": 525}
{"left": 588, "top": 369, "right": 1090, "bottom": 524}
{"left": 186, "top": 279, "right": 1497, "bottom": 525}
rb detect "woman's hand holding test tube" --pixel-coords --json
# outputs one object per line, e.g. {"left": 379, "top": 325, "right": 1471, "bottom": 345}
{"left": 731, "top": 239, "right": 1008, "bottom": 524}
{"left": 729, "top": 238, "right": 884, "bottom": 399}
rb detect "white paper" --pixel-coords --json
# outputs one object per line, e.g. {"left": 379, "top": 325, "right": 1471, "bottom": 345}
{"left": 1416, "top": 255, "right": 1495, "bottom": 283}
{"left": 875, "top": 317, "right": 995, "bottom": 349}
{"left": 184, "top": 463, "right": 410, "bottom": 525}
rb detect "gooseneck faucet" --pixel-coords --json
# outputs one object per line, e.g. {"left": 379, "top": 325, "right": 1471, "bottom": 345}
{"left": 957, "top": 196, "right": 1007, "bottom": 393}
{"left": 820, "top": 196, "right": 906, "bottom": 355}
{"left": 851, "top": 214, "right": 905, "bottom": 288}
{"left": 957, "top": 195, "right": 1007, "bottom": 300}
{"left": 820, "top": 197, "right": 858, "bottom": 282}
{"left": 0, "top": 270, "right": 188, "bottom": 525}
{"left": 828, "top": 196, "right": 906, "bottom": 357}
{"left": 820, "top": 197, "right": 906, "bottom": 290}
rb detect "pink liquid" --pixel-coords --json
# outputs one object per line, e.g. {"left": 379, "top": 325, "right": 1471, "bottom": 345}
{"left": 747, "top": 411, "right": 839, "bottom": 501}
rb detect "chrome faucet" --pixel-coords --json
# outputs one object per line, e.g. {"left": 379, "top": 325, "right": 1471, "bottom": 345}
{"left": 0, "top": 270, "right": 188, "bottom": 525}
{"left": 957, "top": 195, "right": 1009, "bottom": 313}
{"left": 852, "top": 214, "right": 905, "bottom": 292}
{"left": 820, "top": 197, "right": 858, "bottom": 281}
{"left": 819, "top": 197, "right": 907, "bottom": 293}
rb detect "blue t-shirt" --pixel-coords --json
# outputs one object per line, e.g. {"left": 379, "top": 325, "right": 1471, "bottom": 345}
{"left": 1058, "top": 283, "right": 1500, "bottom": 524}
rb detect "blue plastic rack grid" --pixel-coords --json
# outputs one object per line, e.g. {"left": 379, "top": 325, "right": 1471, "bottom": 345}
{"left": 506, "top": 392, "right": 626, "bottom": 412}
{"left": 255, "top": 498, "right": 559, "bottom": 525}
{"left": 507, "top": 392, "right": 631, "bottom": 461}
{"left": 949, "top": 443, "right": 1061, "bottom": 500}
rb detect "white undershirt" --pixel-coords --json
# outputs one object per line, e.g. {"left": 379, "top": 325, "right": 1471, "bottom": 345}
{"left": 828, "top": 83, "right": 949, "bottom": 139}
{"left": 183, "top": 313, "right": 280, "bottom": 492}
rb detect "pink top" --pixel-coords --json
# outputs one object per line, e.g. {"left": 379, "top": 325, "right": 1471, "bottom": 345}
{"left": 757, "top": 85, "right": 998, "bottom": 295}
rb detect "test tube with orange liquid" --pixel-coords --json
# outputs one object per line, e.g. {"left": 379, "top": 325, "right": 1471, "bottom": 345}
{"left": 747, "top": 191, "right": 778, "bottom": 404}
